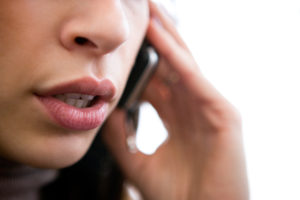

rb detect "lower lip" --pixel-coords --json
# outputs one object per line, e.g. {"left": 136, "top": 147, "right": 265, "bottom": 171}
{"left": 37, "top": 96, "right": 108, "bottom": 131}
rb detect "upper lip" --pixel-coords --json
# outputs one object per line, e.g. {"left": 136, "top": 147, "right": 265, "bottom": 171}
{"left": 36, "top": 77, "right": 116, "bottom": 101}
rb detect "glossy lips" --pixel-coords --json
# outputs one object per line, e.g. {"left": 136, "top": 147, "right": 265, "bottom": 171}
{"left": 37, "top": 78, "right": 116, "bottom": 131}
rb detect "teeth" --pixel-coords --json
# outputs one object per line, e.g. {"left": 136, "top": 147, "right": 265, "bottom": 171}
{"left": 82, "top": 100, "right": 89, "bottom": 108}
{"left": 81, "top": 94, "right": 94, "bottom": 100}
{"left": 65, "top": 93, "right": 81, "bottom": 99}
{"left": 64, "top": 99, "right": 90, "bottom": 108}
{"left": 54, "top": 93, "right": 96, "bottom": 108}
{"left": 75, "top": 99, "right": 84, "bottom": 108}
{"left": 66, "top": 99, "right": 76, "bottom": 106}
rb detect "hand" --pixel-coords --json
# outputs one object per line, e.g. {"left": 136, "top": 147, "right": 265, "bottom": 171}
{"left": 102, "top": 1, "right": 249, "bottom": 200}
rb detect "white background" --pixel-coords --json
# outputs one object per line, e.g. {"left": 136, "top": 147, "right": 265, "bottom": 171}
{"left": 137, "top": 0, "right": 300, "bottom": 200}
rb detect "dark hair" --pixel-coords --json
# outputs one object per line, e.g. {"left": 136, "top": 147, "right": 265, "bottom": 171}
{"left": 40, "top": 130, "right": 124, "bottom": 200}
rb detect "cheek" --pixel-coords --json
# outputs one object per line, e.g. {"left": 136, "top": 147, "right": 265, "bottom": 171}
{"left": 0, "top": 3, "right": 61, "bottom": 99}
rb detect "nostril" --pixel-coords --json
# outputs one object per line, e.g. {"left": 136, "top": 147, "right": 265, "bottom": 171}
{"left": 74, "top": 37, "right": 88, "bottom": 45}
{"left": 74, "top": 37, "right": 96, "bottom": 47}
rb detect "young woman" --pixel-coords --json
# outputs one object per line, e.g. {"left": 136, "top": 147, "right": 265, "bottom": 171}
{"left": 0, "top": 0, "right": 249, "bottom": 199}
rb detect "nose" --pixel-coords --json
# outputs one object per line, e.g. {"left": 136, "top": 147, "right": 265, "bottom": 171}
{"left": 59, "top": 0, "right": 130, "bottom": 56}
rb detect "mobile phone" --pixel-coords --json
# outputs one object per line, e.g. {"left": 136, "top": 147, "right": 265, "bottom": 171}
{"left": 118, "top": 41, "right": 159, "bottom": 112}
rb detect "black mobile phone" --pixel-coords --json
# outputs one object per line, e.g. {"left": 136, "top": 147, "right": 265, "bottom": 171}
{"left": 118, "top": 41, "right": 159, "bottom": 112}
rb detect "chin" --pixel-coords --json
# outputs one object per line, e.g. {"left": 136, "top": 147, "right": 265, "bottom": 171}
{"left": 3, "top": 130, "right": 97, "bottom": 169}
{"left": 26, "top": 147, "right": 89, "bottom": 169}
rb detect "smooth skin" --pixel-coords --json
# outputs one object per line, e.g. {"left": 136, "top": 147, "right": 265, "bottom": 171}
{"left": 102, "top": 1, "right": 249, "bottom": 200}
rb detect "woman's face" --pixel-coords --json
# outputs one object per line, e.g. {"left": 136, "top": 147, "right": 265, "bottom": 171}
{"left": 0, "top": 0, "right": 149, "bottom": 168}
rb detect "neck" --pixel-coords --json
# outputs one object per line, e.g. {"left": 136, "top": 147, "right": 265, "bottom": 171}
{"left": 0, "top": 157, "right": 57, "bottom": 200}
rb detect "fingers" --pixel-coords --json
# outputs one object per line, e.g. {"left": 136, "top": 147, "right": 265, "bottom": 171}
{"left": 148, "top": 1, "right": 189, "bottom": 51}
{"left": 147, "top": 16, "right": 190, "bottom": 73}
{"left": 147, "top": 2, "right": 203, "bottom": 85}
{"left": 145, "top": 1, "right": 242, "bottom": 135}
{"left": 147, "top": 18, "right": 213, "bottom": 103}
{"left": 147, "top": 2, "right": 228, "bottom": 105}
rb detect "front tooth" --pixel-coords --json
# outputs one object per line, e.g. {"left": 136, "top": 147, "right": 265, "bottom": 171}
{"left": 81, "top": 94, "right": 94, "bottom": 100}
{"left": 66, "top": 99, "right": 76, "bottom": 106}
{"left": 82, "top": 100, "right": 89, "bottom": 108}
{"left": 75, "top": 99, "right": 85, "bottom": 108}
{"left": 66, "top": 93, "right": 81, "bottom": 99}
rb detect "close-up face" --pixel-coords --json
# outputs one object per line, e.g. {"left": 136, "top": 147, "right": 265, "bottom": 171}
{"left": 0, "top": 0, "right": 149, "bottom": 168}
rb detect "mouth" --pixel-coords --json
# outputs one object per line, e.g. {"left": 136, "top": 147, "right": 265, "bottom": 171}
{"left": 36, "top": 77, "right": 116, "bottom": 131}
{"left": 53, "top": 93, "right": 98, "bottom": 109}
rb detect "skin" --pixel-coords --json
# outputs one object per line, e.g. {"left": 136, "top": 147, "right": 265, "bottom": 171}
{"left": 0, "top": 0, "right": 149, "bottom": 168}
{"left": 0, "top": 0, "right": 248, "bottom": 199}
